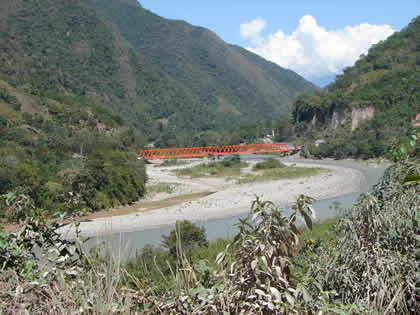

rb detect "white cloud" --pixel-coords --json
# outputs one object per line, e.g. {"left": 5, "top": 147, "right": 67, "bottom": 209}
{"left": 240, "top": 15, "right": 395, "bottom": 82}
{"left": 240, "top": 17, "right": 266, "bottom": 44}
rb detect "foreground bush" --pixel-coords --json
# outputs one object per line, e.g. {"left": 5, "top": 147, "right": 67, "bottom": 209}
{"left": 297, "top": 158, "right": 419, "bottom": 313}
{"left": 162, "top": 220, "right": 208, "bottom": 258}
{"left": 0, "top": 155, "right": 418, "bottom": 313}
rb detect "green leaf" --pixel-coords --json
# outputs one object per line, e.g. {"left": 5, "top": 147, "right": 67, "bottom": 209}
{"left": 251, "top": 259, "right": 258, "bottom": 270}
{"left": 284, "top": 292, "right": 295, "bottom": 305}
{"left": 216, "top": 251, "right": 225, "bottom": 265}
{"left": 403, "top": 174, "right": 420, "bottom": 185}
{"left": 255, "top": 289, "right": 268, "bottom": 297}
{"left": 300, "top": 287, "right": 312, "bottom": 303}
{"left": 270, "top": 287, "right": 282, "bottom": 301}
{"left": 302, "top": 212, "right": 313, "bottom": 230}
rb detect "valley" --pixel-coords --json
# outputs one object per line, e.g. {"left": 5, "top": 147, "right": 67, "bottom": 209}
{"left": 60, "top": 155, "right": 365, "bottom": 238}
{"left": 0, "top": 1, "right": 418, "bottom": 313}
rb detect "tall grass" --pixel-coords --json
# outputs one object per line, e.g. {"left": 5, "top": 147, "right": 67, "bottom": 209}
{"left": 174, "top": 158, "right": 248, "bottom": 178}
{"left": 146, "top": 182, "right": 179, "bottom": 195}
{"left": 0, "top": 234, "right": 134, "bottom": 313}
{"left": 0, "top": 158, "right": 417, "bottom": 313}
{"left": 253, "top": 158, "right": 286, "bottom": 170}
{"left": 154, "top": 159, "right": 189, "bottom": 167}
{"left": 238, "top": 166, "right": 325, "bottom": 183}
{"left": 296, "top": 160, "right": 419, "bottom": 313}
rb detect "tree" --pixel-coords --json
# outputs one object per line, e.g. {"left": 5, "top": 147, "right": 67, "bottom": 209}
{"left": 162, "top": 220, "right": 208, "bottom": 257}
{"left": 0, "top": 116, "right": 7, "bottom": 136}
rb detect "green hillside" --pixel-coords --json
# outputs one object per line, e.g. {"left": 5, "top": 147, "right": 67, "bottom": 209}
{"left": 293, "top": 16, "right": 420, "bottom": 159}
{"left": 91, "top": 0, "right": 318, "bottom": 124}
{"left": 0, "top": 80, "right": 146, "bottom": 220}
{"left": 0, "top": 0, "right": 319, "bottom": 218}
{"left": 0, "top": 0, "right": 197, "bottom": 138}
{"left": 0, "top": 0, "right": 317, "bottom": 148}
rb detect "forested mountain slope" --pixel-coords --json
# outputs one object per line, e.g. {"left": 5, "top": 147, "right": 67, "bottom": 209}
{"left": 0, "top": 0, "right": 317, "bottom": 146}
{"left": 92, "top": 0, "right": 317, "bottom": 126}
{"left": 91, "top": 0, "right": 316, "bottom": 123}
{"left": 0, "top": 0, "right": 318, "bottom": 217}
{"left": 0, "top": 79, "right": 146, "bottom": 219}
{"left": 0, "top": 0, "right": 195, "bottom": 138}
{"left": 293, "top": 16, "right": 420, "bottom": 158}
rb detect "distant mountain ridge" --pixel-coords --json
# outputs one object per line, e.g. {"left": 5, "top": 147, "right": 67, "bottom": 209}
{"left": 0, "top": 0, "right": 317, "bottom": 143}
{"left": 92, "top": 0, "right": 317, "bottom": 117}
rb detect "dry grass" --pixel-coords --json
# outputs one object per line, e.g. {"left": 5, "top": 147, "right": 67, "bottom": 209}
{"left": 146, "top": 182, "right": 179, "bottom": 195}
{"left": 73, "top": 191, "right": 215, "bottom": 223}
{"left": 237, "top": 166, "right": 326, "bottom": 184}
{"left": 0, "top": 102, "right": 13, "bottom": 117}
{"left": 153, "top": 159, "right": 189, "bottom": 167}
{"left": 173, "top": 159, "right": 248, "bottom": 178}
{"left": 137, "top": 192, "right": 214, "bottom": 211}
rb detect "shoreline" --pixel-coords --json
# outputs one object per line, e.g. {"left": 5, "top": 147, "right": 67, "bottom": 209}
{"left": 59, "top": 159, "right": 366, "bottom": 239}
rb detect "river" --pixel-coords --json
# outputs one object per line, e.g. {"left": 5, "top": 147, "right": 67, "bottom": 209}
{"left": 85, "top": 157, "right": 389, "bottom": 259}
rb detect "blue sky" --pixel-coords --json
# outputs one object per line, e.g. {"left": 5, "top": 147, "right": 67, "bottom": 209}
{"left": 139, "top": 1, "right": 419, "bottom": 84}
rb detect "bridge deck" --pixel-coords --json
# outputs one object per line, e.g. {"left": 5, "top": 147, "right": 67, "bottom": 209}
{"left": 139, "top": 143, "right": 299, "bottom": 160}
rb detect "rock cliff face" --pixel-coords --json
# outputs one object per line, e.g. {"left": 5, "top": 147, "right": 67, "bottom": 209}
{"left": 329, "top": 105, "right": 375, "bottom": 131}
{"left": 351, "top": 105, "right": 375, "bottom": 131}
{"left": 330, "top": 107, "right": 349, "bottom": 129}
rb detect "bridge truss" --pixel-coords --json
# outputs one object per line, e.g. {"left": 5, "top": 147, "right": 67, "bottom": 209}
{"left": 139, "top": 143, "right": 299, "bottom": 160}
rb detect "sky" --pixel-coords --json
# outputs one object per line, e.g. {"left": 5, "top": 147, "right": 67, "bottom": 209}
{"left": 139, "top": 1, "right": 419, "bottom": 86}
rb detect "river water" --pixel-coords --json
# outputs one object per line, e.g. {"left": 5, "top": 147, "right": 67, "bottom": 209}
{"left": 86, "top": 157, "right": 388, "bottom": 258}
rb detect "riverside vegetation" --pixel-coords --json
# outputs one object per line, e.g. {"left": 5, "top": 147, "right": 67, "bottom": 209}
{"left": 0, "top": 135, "right": 418, "bottom": 313}
{"left": 173, "top": 156, "right": 248, "bottom": 178}
{"left": 239, "top": 158, "right": 324, "bottom": 184}
{"left": 173, "top": 156, "right": 324, "bottom": 184}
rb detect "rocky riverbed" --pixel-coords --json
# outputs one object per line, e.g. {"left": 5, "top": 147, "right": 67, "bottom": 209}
{"left": 60, "top": 156, "right": 365, "bottom": 238}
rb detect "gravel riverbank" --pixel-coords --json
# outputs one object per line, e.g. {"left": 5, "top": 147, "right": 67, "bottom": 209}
{"left": 60, "top": 157, "right": 365, "bottom": 238}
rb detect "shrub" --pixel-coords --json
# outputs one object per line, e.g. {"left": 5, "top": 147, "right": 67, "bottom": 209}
{"left": 0, "top": 87, "right": 20, "bottom": 110}
{"left": 300, "top": 159, "right": 419, "bottom": 312}
{"left": 254, "top": 158, "right": 286, "bottom": 170}
{"left": 162, "top": 220, "right": 208, "bottom": 257}
{"left": 124, "top": 244, "right": 172, "bottom": 294}
{"left": 158, "top": 159, "right": 186, "bottom": 167}
{"left": 0, "top": 116, "right": 7, "bottom": 129}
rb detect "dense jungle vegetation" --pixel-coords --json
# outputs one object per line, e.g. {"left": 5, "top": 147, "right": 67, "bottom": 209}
{"left": 0, "top": 137, "right": 418, "bottom": 312}
{"left": 0, "top": 0, "right": 316, "bottom": 148}
{"left": 0, "top": 81, "right": 146, "bottom": 220}
{"left": 292, "top": 16, "right": 420, "bottom": 159}
{"left": 92, "top": 0, "right": 316, "bottom": 123}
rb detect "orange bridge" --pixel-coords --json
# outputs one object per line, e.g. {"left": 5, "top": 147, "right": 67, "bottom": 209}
{"left": 139, "top": 143, "right": 300, "bottom": 160}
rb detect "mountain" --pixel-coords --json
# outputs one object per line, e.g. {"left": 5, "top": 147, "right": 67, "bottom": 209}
{"left": 310, "top": 74, "right": 337, "bottom": 88}
{"left": 0, "top": 79, "right": 146, "bottom": 218}
{"left": 92, "top": 0, "right": 317, "bottom": 122}
{"left": 292, "top": 16, "right": 420, "bottom": 159}
{"left": 0, "top": 0, "right": 319, "bottom": 214}
{"left": 0, "top": 0, "right": 317, "bottom": 146}
{"left": 0, "top": 0, "right": 190, "bottom": 131}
